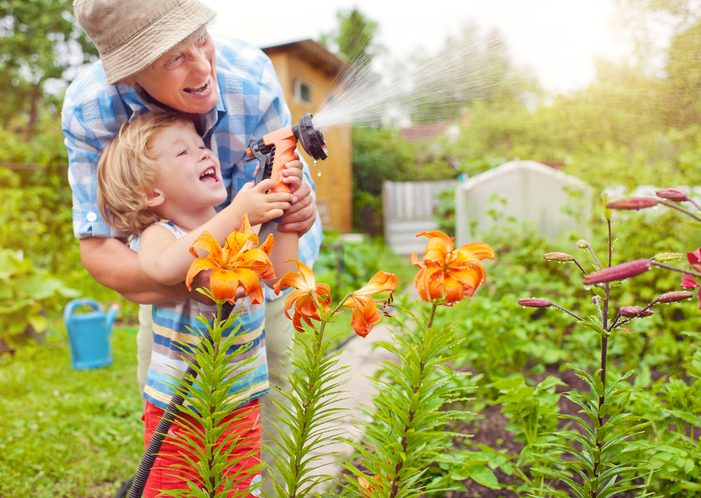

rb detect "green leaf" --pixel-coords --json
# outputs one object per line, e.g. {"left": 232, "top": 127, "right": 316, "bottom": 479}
{"left": 469, "top": 465, "right": 500, "bottom": 489}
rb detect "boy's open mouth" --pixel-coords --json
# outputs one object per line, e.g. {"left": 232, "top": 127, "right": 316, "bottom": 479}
{"left": 199, "top": 166, "right": 218, "bottom": 183}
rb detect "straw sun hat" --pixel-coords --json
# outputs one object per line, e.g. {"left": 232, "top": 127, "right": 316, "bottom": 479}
{"left": 74, "top": 0, "right": 216, "bottom": 84}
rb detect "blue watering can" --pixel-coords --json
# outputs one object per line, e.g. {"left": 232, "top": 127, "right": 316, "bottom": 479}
{"left": 63, "top": 298, "right": 117, "bottom": 370}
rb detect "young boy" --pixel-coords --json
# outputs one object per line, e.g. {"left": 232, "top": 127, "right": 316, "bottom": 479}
{"left": 97, "top": 112, "right": 300, "bottom": 496}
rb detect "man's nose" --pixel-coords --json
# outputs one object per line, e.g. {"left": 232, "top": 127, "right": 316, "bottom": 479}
{"left": 190, "top": 47, "right": 211, "bottom": 75}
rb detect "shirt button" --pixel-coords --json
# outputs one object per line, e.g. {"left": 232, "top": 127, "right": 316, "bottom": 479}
{"left": 86, "top": 212, "right": 98, "bottom": 222}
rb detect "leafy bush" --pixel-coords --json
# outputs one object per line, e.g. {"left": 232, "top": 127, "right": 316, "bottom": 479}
{"left": 0, "top": 249, "right": 78, "bottom": 345}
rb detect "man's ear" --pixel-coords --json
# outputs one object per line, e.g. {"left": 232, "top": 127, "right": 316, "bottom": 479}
{"left": 145, "top": 188, "right": 165, "bottom": 207}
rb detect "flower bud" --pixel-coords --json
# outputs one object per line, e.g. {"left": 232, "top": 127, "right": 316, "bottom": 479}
{"left": 583, "top": 259, "right": 651, "bottom": 284}
{"left": 576, "top": 239, "right": 589, "bottom": 249}
{"left": 619, "top": 306, "right": 653, "bottom": 318}
{"left": 606, "top": 197, "right": 659, "bottom": 210}
{"left": 656, "top": 290, "right": 693, "bottom": 303}
{"left": 544, "top": 251, "right": 575, "bottom": 262}
{"left": 518, "top": 297, "right": 552, "bottom": 308}
{"left": 652, "top": 252, "right": 685, "bottom": 262}
{"left": 655, "top": 188, "right": 689, "bottom": 203}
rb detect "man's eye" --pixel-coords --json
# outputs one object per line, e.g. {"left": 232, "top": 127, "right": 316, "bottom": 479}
{"left": 164, "top": 54, "right": 184, "bottom": 67}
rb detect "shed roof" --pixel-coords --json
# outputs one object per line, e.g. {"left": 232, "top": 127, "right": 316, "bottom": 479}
{"left": 262, "top": 39, "right": 346, "bottom": 77}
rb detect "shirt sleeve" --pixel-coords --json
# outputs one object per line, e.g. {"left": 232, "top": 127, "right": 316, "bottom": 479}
{"left": 61, "top": 67, "right": 129, "bottom": 239}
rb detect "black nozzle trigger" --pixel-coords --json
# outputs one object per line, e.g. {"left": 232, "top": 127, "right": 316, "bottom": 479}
{"left": 250, "top": 147, "right": 273, "bottom": 186}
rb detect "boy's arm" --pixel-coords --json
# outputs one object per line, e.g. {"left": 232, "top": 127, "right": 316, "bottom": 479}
{"left": 137, "top": 182, "right": 290, "bottom": 285}
{"left": 266, "top": 232, "right": 299, "bottom": 285}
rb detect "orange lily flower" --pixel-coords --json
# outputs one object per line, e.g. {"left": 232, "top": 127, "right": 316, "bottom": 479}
{"left": 412, "top": 230, "right": 494, "bottom": 305}
{"left": 273, "top": 259, "right": 332, "bottom": 332}
{"left": 185, "top": 214, "right": 275, "bottom": 304}
{"left": 343, "top": 271, "right": 398, "bottom": 337}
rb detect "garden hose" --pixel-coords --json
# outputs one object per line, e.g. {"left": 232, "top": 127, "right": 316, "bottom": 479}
{"left": 123, "top": 301, "right": 235, "bottom": 498}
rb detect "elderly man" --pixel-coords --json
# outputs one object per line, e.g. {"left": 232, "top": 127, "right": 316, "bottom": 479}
{"left": 62, "top": 0, "right": 321, "bottom": 493}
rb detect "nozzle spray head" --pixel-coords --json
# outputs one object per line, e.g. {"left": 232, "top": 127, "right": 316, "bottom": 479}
{"left": 293, "top": 113, "right": 328, "bottom": 160}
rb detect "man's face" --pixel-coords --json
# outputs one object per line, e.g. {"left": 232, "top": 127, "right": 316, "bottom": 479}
{"left": 134, "top": 29, "right": 218, "bottom": 115}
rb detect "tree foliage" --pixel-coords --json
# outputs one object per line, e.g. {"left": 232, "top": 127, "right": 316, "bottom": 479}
{"left": 0, "top": 0, "right": 96, "bottom": 135}
{"left": 318, "top": 7, "right": 381, "bottom": 66}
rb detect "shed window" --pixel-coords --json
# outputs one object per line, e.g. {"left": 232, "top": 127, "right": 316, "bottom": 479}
{"left": 294, "top": 79, "right": 312, "bottom": 104}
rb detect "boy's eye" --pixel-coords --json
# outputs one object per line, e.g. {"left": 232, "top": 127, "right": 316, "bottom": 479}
{"left": 176, "top": 149, "right": 188, "bottom": 157}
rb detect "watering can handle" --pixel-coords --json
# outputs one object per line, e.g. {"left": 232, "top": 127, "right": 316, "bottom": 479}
{"left": 63, "top": 298, "right": 102, "bottom": 324}
{"left": 106, "top": 305, "right": 118, "bottom": 333}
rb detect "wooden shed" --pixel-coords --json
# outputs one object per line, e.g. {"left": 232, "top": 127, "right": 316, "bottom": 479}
{"left": 263, "top": 39, "right": 353, "bottom": 233}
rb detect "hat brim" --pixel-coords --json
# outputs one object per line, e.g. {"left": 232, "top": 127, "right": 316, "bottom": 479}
{"left": 102, "top": 0, "right": 216, "bottom": 84}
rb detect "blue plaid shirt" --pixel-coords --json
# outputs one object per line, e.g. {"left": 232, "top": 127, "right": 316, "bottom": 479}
{"left": 62, "top": 36, "right": 322, "bottom": 300}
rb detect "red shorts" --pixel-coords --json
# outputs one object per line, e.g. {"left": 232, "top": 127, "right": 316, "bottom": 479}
{"left": 142, "top": 399, "right": 262, "bottom": 497}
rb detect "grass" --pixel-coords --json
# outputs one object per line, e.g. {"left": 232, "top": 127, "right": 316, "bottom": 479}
{"left": 0, "top": 324, "right": 143, "bottom": 498}
{"left": 0, "top": 307, "right": 362, "bottom": 497}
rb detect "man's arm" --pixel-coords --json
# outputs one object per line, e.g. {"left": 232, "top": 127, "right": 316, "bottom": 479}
{"left": 79, "top": 237, "right": 189, "bottom": 304}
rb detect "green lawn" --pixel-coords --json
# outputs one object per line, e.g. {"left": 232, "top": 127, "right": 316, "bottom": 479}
{"left": 0, "top": 315, "right": 357, "bottom": 497}
{"left": 0, "top": 326, "right": 143, "bottom": 498}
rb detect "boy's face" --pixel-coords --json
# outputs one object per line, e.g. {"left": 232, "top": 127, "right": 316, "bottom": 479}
{"left": 149, "top": 122, "right": 227, "bottom": 214}
{"left": 134, "top": 29, "right": 218, "bottom": 115}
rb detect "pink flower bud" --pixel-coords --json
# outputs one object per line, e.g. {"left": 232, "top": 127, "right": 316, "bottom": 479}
{"left": 518, "top": 297, "right": 552, "bottom": 308}
{"left": 606, "top": 197, "right": 659, "bottom": 210}
{"left": 655, "top": 188, "right": 689, "bottom": 202}
{"left": 583, "top": 259, "right": 651, "bottom": 284}
{"left": 619, "top": 306, "right": 653, "bottom": 318}
{"left": 656, "top": 290, "right": 693, "bottom": 303}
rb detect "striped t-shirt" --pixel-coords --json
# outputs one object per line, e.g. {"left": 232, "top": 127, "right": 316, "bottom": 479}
{"left": 132, "top": 221, "right": 269, "bottom": 410}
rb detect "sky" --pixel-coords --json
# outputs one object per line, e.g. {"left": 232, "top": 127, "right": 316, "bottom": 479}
{"left": 202, "top": 0, "right": 635, "bottom": 94}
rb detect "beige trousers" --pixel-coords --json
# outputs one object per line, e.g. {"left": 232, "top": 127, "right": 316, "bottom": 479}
{"left": 136, "top": 298, "right": 293, "bottom": 485}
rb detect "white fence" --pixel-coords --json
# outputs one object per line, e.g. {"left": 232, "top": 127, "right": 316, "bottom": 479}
{"left": 383, "top": 180, "right": 456, "bottom": 255}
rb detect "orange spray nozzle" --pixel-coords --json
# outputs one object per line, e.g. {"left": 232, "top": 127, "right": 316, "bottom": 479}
{"left": 245, "top": 113, "right": 328, "bottom": 194}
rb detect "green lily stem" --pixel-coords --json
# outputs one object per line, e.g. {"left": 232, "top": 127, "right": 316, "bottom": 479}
{"left": 389, "top": 304, "right": 436, "bottom": 498}
{"left": 427, "top": 303, "right": 438, "bottom": 329}
{"left": 551, "top": 303, "right": 584, "bottom": 322}
{"left": 658, "top": 199, "right": 701, "bottom": 223}
{"left": 583, "top": 241, "right": 604, "bottom": 270}
{"left": 286, "top": 295, "right": 349, "bottom": 498}
{"left": 651, "top": 261, "right": 701, "bottom": 279}
{"left": 686, "top": 197, "right": 701, "bottom": 213}
{"left": 571, "top": 257, "right": 587, "bottom": 275}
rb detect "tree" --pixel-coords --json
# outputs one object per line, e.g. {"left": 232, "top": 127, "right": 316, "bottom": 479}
{"left": 319, "top": 7, "right": 381, "bottom": 66}
{"left": 0, "top": 0, "right": 96, "bottom": 136}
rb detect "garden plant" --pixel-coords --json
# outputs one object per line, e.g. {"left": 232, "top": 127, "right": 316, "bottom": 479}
{"left": 513, "top": 189, "right": 701, "bottom": 497}
{"left": 138, "top": 219, "right": 494, "bottom": 497}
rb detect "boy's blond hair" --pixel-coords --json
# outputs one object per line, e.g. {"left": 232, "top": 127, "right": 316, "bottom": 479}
{"left": 97, "top": 112, "right": 196, "bottom": 235}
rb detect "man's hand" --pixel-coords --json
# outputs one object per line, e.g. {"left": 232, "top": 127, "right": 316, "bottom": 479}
{"left": 278, "top": 160, "right": 316, "bottom": 235}
{"left": 278, "top": 180, "right": 315, "bottom": 234}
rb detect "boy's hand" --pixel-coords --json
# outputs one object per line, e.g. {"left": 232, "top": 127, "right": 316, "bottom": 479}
{"left": 235, "top": 179, "right": 292, "bottom": 225}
